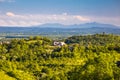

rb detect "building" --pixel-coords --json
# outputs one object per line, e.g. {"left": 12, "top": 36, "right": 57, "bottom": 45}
{"left": 53, "top": 41, "right": 65, "bottom": 46}
{"left": 0, "top": 41, "right": 10, "bottom": 45}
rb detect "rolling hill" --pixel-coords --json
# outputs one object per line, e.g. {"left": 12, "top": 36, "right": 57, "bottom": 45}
{"left": 0, "top": 22, "right": 120, "bottom": 38}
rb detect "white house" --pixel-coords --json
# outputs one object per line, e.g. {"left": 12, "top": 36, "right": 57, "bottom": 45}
{"left": 53, "top": 41, "right": 65, "bottom": 46}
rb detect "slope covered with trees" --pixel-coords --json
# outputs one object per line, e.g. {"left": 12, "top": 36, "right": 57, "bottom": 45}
{"left": 0, "top": 34, "right": 120, "bottom": 80}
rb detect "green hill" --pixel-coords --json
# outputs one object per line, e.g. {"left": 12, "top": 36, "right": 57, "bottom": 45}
{"left": 0, "top": 34, "right": 120, "bottom": 80}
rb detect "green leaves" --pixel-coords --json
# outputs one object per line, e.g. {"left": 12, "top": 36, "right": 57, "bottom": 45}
{"left": 0, "top": 34, "right": 120, "bottom": 79}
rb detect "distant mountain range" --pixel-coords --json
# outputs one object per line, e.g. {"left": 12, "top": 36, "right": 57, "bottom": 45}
{"left": 0, "top": 22, "right": 120, "bottom": 36}
{"left": 33, "top": 22, "right": 120, "bottom": 29}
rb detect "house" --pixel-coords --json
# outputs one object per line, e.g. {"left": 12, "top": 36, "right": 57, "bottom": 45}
{"left": 60, "top": 42, "right": 65, "bottom": 46}
{"left": 0, "top": 41, "right": 10, "bottom": 45}
{"left": 0, "top": 42, "right": 2, "bottom": 45}
{"left": 53, "top": 41, "right": 65, "bottom": 46}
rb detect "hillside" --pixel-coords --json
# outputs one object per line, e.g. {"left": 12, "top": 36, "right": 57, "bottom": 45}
{"left": 0, "top": 34, "right": 120, "bottom": 80}
{"left": 0, "top": 22, "right": 120, "bottom": 39}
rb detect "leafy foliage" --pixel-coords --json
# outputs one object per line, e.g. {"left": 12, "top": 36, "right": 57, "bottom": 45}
{"left": 0, "top": 34, "right": 120, "bottom": 80}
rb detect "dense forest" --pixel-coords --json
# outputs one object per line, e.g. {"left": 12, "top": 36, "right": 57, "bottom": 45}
{"left": 0, "top": 33, "right": 120, "bottom": 80}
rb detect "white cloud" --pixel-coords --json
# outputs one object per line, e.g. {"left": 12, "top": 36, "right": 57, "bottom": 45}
{"left": 89, "top": 16, "right": 120, "bottom": 26}
{"left": 74, "top": 16, "right": 90, "bottom": 21}
{"left": 6, "top": 12, "right": 15, "bottom": 17}
{"left": 0, "top": 12, "right": 120, "bottom": 27}
{"left": 0, "top": 12, "right": 90, "bottom": 27}
{"left": 62, "top": 13, "right": 68, "bottom": 16}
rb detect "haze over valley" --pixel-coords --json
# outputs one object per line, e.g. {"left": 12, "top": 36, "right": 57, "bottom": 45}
{"left": 0, "top": 0, "right": 120, "bottom": 80}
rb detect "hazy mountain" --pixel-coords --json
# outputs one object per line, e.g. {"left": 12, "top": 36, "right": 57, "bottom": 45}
{"left": 34, "top": 23, "right": 66, "bottom": 28}
{"left": 0, "top": 22, "right": 120, "bottom": 28}
{"left": 0, "top": 22, "right": 120, "bottom": 36}
{"left": 78, "top": 22, "right": 120, "bottom": 29}
{"left": 30, "top": 22, "right": 120, "bottom": 29}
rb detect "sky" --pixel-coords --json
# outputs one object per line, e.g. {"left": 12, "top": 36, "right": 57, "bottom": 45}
{"left": 0, "top": 0, "right": 120, "bottom": 27}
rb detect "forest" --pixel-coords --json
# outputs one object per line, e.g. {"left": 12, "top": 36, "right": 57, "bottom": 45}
{"left": 0, "top": 33, "right": 120, "bottom": 80}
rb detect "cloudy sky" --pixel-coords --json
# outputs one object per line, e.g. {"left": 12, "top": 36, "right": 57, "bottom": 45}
{"left": 0, "top": 0, "right": 120, "bottom": 27}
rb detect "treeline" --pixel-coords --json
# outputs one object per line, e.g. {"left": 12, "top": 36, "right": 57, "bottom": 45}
{"left": 0, "top": 34, "right": 120, "bottom": 80}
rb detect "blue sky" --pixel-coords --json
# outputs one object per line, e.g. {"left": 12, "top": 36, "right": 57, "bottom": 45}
{"left": 0, "top": 0, "right": 120, "bottom": 26}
